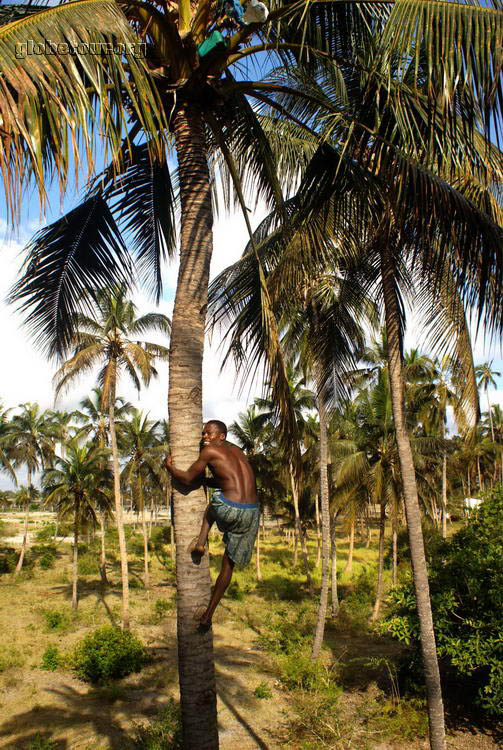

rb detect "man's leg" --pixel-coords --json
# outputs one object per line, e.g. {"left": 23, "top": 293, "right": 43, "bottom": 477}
{"left": 199, "top": 550, "right": 234, "bottom": 627}
{"left": 190, "top": 505, "right": 214, "bottom": 559}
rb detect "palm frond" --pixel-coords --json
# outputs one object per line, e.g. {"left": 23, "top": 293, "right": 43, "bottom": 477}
{"left": 9, "top": 194, "right": 132, "bottom": 359}
{"left": 106, "top": 143, "right": 178, "bottom": 303}
{"left": 0, "top": 0, "right": 165, "bottom": 219}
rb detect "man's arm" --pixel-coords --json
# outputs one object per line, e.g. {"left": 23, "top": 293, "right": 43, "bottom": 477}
{"left": 164, "top": 448, "right": 213, "bottom": 486}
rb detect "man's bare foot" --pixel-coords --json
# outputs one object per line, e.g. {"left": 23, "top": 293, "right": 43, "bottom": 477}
{"left": 197, "top": 612, "right": 212, "bottom": 632}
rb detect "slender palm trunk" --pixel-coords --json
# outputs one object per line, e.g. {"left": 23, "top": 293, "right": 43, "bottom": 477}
{"left": 99, "top": 513, "right": 108, "bottom": 585}
{"left": 477, "top": 455, "right": 483, "bottom": 491}
{"left": 72, "top": 497, "right": 80, "bottom": 611}
{"left": 15, "top": 470, "right": 33, "bottom": 576}
{"left": 170, "top": 103, "right": 218, "bottom": 750}
{"left": 381, "top": 245, "right": 446, "bottom": 750}
{"left": 343, "top": 518, "right": 355, "bottom": 576}
{"left": 392, "top": 506, "right": 398, "bottom": 586}
{"left": 109, "top": 386, "right": 130, "bottom": 631}
{"left": 255, "top": 520, "right": 262, "bottom": 582}
{"left": 441, "top": 453, "right": 447, "bottom": 538}
{"left": 289, "top": 464, "right": 313, "bottom": 592}
{"left": 371, "top": 502, "right": 386, "bottom": 621}
{"left": 330, "top": 513, "right": 339, "bottom": 617}
{"left": 314, "top": 494, "right": 321, "bottom": 568}
{"left": 139, "top": 475, "right": 149, "bottom": 588}
{"left": 487, "top": 392, "right": 495, "bottom": 442}
{"left": 312, "top": 398, "right": 331, "bottom": 658}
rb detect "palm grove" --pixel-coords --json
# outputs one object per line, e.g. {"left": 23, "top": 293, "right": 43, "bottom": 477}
{"left": 1, "top": 0, "right": 503, "bottom": 748}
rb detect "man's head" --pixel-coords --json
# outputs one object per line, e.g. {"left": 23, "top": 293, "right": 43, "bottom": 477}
{"left": 202, "top": 420, "right": 227, "bottom": 446}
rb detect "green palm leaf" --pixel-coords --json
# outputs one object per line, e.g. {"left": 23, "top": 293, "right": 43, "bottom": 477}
{"left": 9, "top": 194, "right": 132, "bottom": 359}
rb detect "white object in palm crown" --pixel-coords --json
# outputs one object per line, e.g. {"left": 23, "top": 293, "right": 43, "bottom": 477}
{"left": 243, "top": 0, "right": 269, "bottom": 23}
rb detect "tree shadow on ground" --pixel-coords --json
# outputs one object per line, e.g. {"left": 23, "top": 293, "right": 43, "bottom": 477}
{"left": 0, "top": 645, "right": 179, "bottom": 750}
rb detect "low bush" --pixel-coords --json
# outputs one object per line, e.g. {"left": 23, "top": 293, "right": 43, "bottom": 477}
{"left": 0, "top": 644, "right": 24, "bottom": 672}
{"left": 72, "top": 626, "right": 147, "bottom": 683}
{"left": 78, "top": 552, "right": 100, "bottom": 575}
{"left": 277, "top": 650, "right": 339, "bottom": 694}
{"left": 258, "top": 604, "right": 313, "bottom": 654}
{"left": 32, "top": 544, "right": 58, "bottom": 569}
{"left": 380, "top": 486, "right": 503, "bottom": 716}
{"left": 0, "top": 547, "right": 17, "bottom": 575}
{"left": 41, "top": 646, "right": 64, "bottom": 671}
{"left": 27, "top": 735, "right": 58, "bottom": 750}
{"left": 133, "top": 698, "right": 182, "bottom": 749}
{"left": 153, "top": 598, "right": 174, "bottom": 622}
{"left": 340, "top": 566, "right": 375, "bottom": 625}
{"left": 253, "top": 682, "right": 272, "bottom": 699}
{"left": 42, "top": 607, "right": 71, "bottom": 632}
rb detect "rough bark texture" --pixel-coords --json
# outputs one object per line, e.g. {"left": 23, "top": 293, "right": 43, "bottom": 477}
{"left": 381, "top": 245, "right": 446, "bottom": 750}
{"left": 99, "top": 514, "right": 108, "bottom": 585}
{"left": 72, "top": 498, "right": 80, "bottom": 611}
{"left": 15, "top": 500, "right": 30, "bottom": 576}
{"left": 331, "top": 514, "right": 339, "bottom": 617}
{"left": 289, "top": 465, "right": 313, "bottom": 593}
{"left": 343, "top": 518, "right": 354, "bottom": 576}
{"left": 170, "top": 102, "right": 218, "bottom": 750}
{"left": 139, "top": 476, "right": 150, "bottom": 588}
{"left": 256, "top": 522, "right": 262, "bottom": 582}
{"left": 109, "top": 389, "right": 130, "bottom": 631}
{"left": 371, "top": 502, "right": 386, "bottom": 621}
{"left": 314, "top": 493, "right": 321, "bottom": 567}
{"left": 312, "top": 398, "right": 331, "bottom": 658}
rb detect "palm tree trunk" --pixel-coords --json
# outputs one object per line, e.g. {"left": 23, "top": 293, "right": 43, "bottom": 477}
{"left": 15, "top": 498, "right": 30, "bottom": 576}
{"left": 441, "top": 452, "right": 447, "bottom": 538}
{"left": 487, "top": 391, "right": 495, "bottom": 442}
{"left": 109, "top": 386, "right": 130, "bottom": 631}
{"left": 255, "top": 520, "right": 262, "bottom": 582}
{"left": 314, "top": 493, "right": 321, "bottom": 567}
{"left": 477, "top": 455, "right": 483, "bottom": 492}
{"left": 312, "top": 397, "right": 331, "bottom": 658}
{"left": 343, "top": 518, "right": 355, "bottom": 576}
{"left": 15, "top": 469, "right": 33, "bottom": 576}
{"left": 330, "top": 513, "right": 339, "bottom": 618}
{"left": 392, "top": 512, "right": 398, "bottom": 587}
{"left": 381, "top": 245, "right": 446, "bottom": 750}
{"left": 99, "top": 513, "right": 108, "bottom": 585}
{"left": 72, "top": 497, "right": 80, "bottom": 611}
{"left": 289, "top": 464, "right": 313, "bottom": 593}
{"left": 170, "top": 102, "right": 218, "bottom": 750}
{"left": 139, "top": 476, "right": 149, "bottom": 588}
{"left": 371, "top": 502, "right": 386, "bottom": 621}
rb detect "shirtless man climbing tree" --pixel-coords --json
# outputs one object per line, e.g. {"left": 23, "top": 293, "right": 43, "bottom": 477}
{"left": 164, "top": 420, "right": 259, "bottom": 628}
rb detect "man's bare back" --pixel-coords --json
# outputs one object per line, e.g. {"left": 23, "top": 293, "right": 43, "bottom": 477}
{"left": 202, "top": 437, "right": 257, "bottom": 504}
{"left": 165, "top": 421, "right": 256, "bottom": 504}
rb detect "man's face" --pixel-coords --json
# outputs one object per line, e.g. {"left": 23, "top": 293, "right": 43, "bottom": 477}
{"left": 202, "top": 423, "right": 224, "bottom": 447}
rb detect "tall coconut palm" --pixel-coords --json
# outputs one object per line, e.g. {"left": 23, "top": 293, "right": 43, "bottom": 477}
{"left": 119, "top": 409, "right": 164, "bottom": 588}
{"left": 9, "top": 403, "right": 57, "bottom": 574}
{"left": 476, "top": 362, "right": 501, "bottom": 443}
{"left": 5, "top": 1, "right": 503, "bottom": 746}
{"left": 53, "top": 287, "right": 170, "bottom": 629}
{"left": 43, "top": 442, "right": 112, "bottom": 610}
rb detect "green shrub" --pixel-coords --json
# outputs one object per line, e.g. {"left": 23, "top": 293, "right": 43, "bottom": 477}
{"left": 277, "top": 649, "right": 339, "bottom": 694}
{"left": 32, "top": 544, "right": 58, "bottom": 569}
{"left": 72, "top": 626, "right": 147, "bottom": 683}
{"left": 35, "top": 523, "right": 57, "bottom": 542}
{"left": 227, "top": 580, "right": 245, "bottom": 601}
{"left": 258, "top": 604, "right": 313, "bottom": 654}
{"left": 340, "top": 566, "right": 375, "bottom": 624}
{"left": 133, "top": 699, "right": 182, "bottom": 749}
{"left": 153, "top": 598, "right": 174, "bottom": 621}
{"left": 41, "top": 646, "right": 64, "bottom": 671}
{"left": 380, "top": 486, "right": 503, "bottom": 716}
{"left": 27, "top": 734, "right": 57, "bottom": 750}
{"left": 0, "top": 645, "right": 24, "bottom": 671}
{"left": 254, "top": 681, "right": 272, "bottom": 699}
{"left": 42, "top": 608, "right": 71, "bottom": 632}
{"left": 78, "top": 552, "right": 100, "bottom": 575}
{"left": 0, "top": 547, "right": 17, "bottom": 575}
{"left": 0, "top": 520, "right": 17, "bottom": 538}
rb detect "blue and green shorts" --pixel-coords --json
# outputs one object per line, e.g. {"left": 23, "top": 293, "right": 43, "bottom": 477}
{"left": 209, "top": 491, "right": 260, "bottom": 566}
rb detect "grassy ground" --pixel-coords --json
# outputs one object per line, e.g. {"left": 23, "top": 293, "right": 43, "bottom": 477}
{"left": 0, "top": 516, "right": 500, "bottom": 749}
